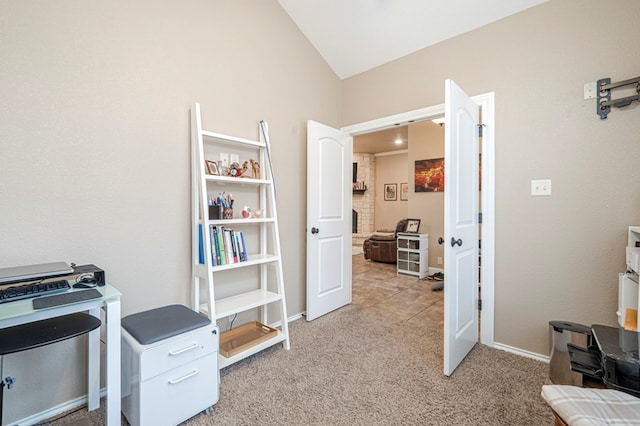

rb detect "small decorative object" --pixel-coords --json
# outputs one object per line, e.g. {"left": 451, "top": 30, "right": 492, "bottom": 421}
{"left": 223, "top": 207, "right": 233, "bottom": 219}
{"left": 205, "top": 160, "right": 219, "bottom": 175}
{"left": 250, "top": 159, "right": 260, "bottom": 179}
{"left": 384, "top": 183, "right": 397, "bottom": 201}
{"left": 242, "top": 206, "right": 251, "bottom": 218}
{"left": 405, "top": 219, "right": 421, "bottom": 233}
{"left": 253, "top": 209, "right": 263, "bottom": 218}
{"left": 227, "top": 162, "right": 244, "bottom": 177}
{"left": 240, "top": 161, "right": 250, "bottom": 177}
{"left": 209, "top": 204, "right": 223, "bottom": 219}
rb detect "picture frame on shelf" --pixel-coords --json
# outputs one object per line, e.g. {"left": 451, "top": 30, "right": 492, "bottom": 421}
{"left": 400, "top": 183, "right": 408, "bottom": 201}
{"left": 384, "top": 183, "right": 397, "bottom": 201}
{"left": 405, "top": 219, "right": 421, "bottom": 233}
{"left": 206, "top": 160, "right": 219, "bottom": 175}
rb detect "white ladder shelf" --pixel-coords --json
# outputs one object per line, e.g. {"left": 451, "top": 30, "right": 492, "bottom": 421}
{"left": 190, "top": 102, "right": 290, "bottom": 369}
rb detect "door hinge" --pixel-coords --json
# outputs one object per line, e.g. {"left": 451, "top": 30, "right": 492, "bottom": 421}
{"left": 478, "top": 299, "right": 482, "bottom": 310}
{"left": 477, "top": 123, "right": 486, "bottom": 138}
{"left": 478, "top": 212, "right": 482, "bottom": 224}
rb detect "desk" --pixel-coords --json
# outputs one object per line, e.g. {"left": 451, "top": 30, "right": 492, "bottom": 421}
{"left": 0, "top": 284, "right": 121, "bottom": 426}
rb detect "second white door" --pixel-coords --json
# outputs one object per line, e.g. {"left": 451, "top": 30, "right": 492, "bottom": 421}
{"left": 306, "top": 120, "right": 353, "bottom": 321}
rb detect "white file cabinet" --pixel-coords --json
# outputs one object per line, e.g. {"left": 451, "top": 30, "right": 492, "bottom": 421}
{"left": 397, "top": 233, "right": 429, "bottom": 279}
{"left": 121, "top": 305, "right": 219, "bottom": 426}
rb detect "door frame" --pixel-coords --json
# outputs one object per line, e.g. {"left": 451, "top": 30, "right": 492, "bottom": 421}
{"left": 342, "top": 92, "right": 495, "bottom": 347}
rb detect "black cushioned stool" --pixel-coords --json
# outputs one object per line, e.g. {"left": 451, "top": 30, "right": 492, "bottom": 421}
{"left": 120, "top": 304, "right": 219, "bottom": 426}
{"left": 0, "top": 313, "right": 101, "bottom": 425}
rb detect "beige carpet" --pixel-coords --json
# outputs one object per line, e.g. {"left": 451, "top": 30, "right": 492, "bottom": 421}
{"left": 44, "top": 304, "right": 554, "bottom": 425}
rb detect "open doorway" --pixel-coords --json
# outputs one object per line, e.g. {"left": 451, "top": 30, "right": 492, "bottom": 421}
{"left": 342, "top": 92, "right": 494, "bottom": 348}
{"left": 351, "top": 121, "right": 445, "bottom": 281}
{"left": 305, "top": 90, "right": 494, "bottom": 351}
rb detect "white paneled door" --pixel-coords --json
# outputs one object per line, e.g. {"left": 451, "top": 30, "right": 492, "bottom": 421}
{"left": 306, "top": 120, "right": 353, "bottom": 321}
{"left": 443, "top": 79, "right": 480, "bottom": 376}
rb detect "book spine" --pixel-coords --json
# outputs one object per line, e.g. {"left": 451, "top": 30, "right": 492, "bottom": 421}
{"left": 239, "top": 231, "right": 248, "bottom": 262}
{"left": 216, "top": 226, "right": 226, "bottom": 265}
{"left": 233, "top": 230, "right": 240, "bottom": 263}
{"left": 224, "top": 227, "right": 231, "bottom": 264}
{"left": 213, "top": 226, "right": 221, "bottom": 266}
{"left": 198, "top": 224, "right": 204, "bottom": 264}
{"left": 209, "top": 225, "right": 218, "bottom": 266}
{"left": 227, "top": 229, "right": 238, "bottom": 263}
{"left": 234, "top": 232, "right": 242, "bottom": 262}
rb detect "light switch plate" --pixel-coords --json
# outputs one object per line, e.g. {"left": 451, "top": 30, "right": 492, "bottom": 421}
{"left": 584, "top": 82, "right": 597, "bottom": 99}
{"left": 531, "top": 179, "right": 552, "bottom": 196}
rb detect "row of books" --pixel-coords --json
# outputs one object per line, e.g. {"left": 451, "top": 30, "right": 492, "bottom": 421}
{"left": 209, "top": 225, "right": 248, "bottom": 266}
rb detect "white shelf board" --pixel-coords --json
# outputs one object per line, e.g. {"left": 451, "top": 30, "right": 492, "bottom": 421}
{"left": 218, "top": 330, "right": 286, "bottom": 369}
{"left": 201, "top": 130, "right": 265, "bottom": 148}
{"left": 215, "top": 289, "right": 282, "bottom": 319}
{"left": 205, "top": 175, "right": 271, "bottom": 185}
{"left": 208, "top": 217, "right": 275, "bottom": 226}
{"left": 194, "top": 255, "right": 279, "bottom": 276}
{"left": 212, "top": 254, "right": 279, "bottom": 272}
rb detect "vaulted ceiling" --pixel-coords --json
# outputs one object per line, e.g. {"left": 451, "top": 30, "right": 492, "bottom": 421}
{"left": 277, "top": 0, "right": 548, "bottom": 79}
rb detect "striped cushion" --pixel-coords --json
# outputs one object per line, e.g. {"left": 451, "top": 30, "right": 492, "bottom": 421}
{"left": 542, "top": 385, "right": 640, "bottom": 425}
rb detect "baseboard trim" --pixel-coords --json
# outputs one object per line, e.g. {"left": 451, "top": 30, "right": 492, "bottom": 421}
{"left": 270, "top": 312, "right": 303, "bottom": 328}
{"left": 11, "top": 389, "right": 107, "bottom": 426}
{"left": 427, "top": 267, "right": 444, "bottom": 275}
{"left": 492, "top": 341, "right": 549, "bottom": 363}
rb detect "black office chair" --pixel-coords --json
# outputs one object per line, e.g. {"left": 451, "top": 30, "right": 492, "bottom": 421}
{"left": 0, "top": 313, "right": 101, "bottom": 425}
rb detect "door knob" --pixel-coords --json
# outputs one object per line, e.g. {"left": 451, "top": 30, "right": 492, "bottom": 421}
{"left": 311, "top": 227, "right": 319, "bottom": 235}
{"left": 437, "top": 237, "right": 444, "bottom": 245}
{"left": 451, "top": 237, "right": 463, "bottom": 247}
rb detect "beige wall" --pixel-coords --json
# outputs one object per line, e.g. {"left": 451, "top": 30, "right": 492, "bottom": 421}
{"left": 0, "top": 0, "right": 340, "bottom": 422}
{"left": 408, "top": 122, "right": 445, "bottom": 269}
{"left": 342, "top": 0, "right": 640, "bottom": 356}
{"left": 374, "top": 153, "right": 409, "bottom": 230}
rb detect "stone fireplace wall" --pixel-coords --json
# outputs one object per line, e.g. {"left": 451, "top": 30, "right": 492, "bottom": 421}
{"left": 352, "top": 153, "right": 375, "bottom": 246}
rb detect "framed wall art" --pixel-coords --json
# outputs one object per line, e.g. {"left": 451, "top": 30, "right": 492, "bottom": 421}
{"left": 415, "top": 158, "right": 444, "bottom": 192}
{"left": 400, "top": 183, "right": 408, "bottom": 201}
{"left": 384, "top": 183, "right": 397, "bottom": 201}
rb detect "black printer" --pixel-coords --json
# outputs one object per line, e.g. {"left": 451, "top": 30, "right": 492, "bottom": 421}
{"left": 568, "top": 324, "right": 640, "bottom": 397}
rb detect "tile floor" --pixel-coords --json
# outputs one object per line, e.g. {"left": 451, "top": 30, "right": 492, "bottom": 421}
{"left": 352, "top": 250, "right": 444, "bottom": 327}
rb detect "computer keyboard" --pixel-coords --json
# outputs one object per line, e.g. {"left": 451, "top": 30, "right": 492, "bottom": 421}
{"left": 0, "top": 279, "right": 71, "bottom": 304}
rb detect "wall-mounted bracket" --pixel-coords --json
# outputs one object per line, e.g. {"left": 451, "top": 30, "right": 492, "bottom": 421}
{"left": 597, "top": 76, "right": 640, "bottom": 119}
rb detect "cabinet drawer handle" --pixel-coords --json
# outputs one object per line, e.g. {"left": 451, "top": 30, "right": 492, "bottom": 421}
{"left": 168, "top": 369, "right": 198, "bottom": 384}
{"left": 169, "top": 342, "right": 199, "bottom": 356}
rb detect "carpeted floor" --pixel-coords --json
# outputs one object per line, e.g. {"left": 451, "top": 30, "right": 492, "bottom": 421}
{"left": 45, "top": 303, "right": 554, "bottom": 425}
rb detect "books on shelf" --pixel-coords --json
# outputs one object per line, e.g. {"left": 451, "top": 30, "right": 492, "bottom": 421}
{"left": 201, "top": 225, "right": 248, "bottom": 266}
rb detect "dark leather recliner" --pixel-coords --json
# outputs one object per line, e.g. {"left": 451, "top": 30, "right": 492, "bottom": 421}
{"left": 362, "top": 219, "right": 408, "bottom": 263}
